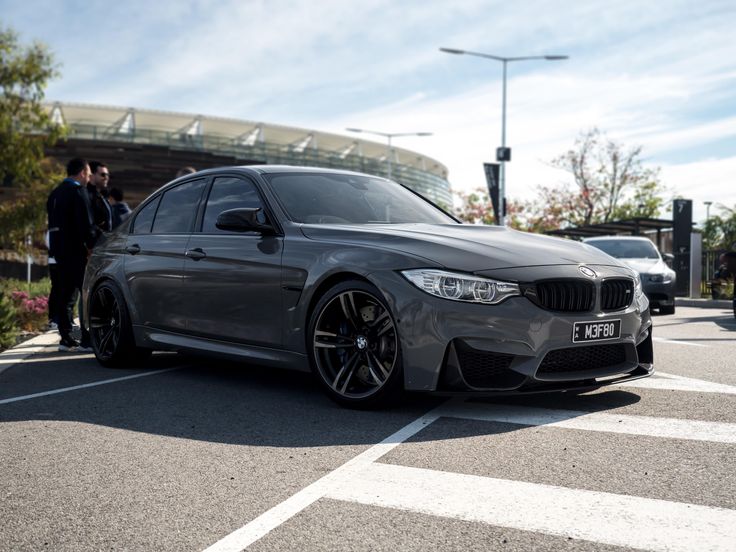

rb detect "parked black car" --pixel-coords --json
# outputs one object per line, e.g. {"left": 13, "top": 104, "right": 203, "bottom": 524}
{"left": 83, "top": 166, "right": 653, "bottom": 407}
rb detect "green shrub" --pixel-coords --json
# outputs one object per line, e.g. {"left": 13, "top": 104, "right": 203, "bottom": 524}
{"left": 0, "top": 277, "right": 51, "bottom": 298}
{"left": 0, "top": 290, "right": 18, "bottom": 349}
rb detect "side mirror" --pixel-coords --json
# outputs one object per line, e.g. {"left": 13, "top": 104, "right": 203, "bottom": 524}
{"left": 663, "top": 252, "right": 674, "bottom": 262}
{"left": 215, "top": 208, "right": 274, "bottom": 234}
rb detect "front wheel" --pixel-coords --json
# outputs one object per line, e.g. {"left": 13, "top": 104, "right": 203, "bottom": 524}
{"left": 307, "top": 280, "right": 403, "bottom": 409}
{"left": 88, "top": 281, "right": 151, "bottom": 367}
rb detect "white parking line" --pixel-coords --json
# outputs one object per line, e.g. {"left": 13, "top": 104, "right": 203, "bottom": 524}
{"left": 0, "top": 332, "right": 59, "bottom": 375}
{"left": 202, "top": 406, "right": 445, "bottom": 552}
{"left": 442, "top": 401, "right": 736, "bottom": 443}
{"left": 621, "top": 371, "right": 736, "bottom": 395}
{"left": 327, "top": 462, "right": 736, "bottom": 552}
{"left": 0, "top": 368, "right": 180, "bottom": 405}
{"left": 202, "top": 397, "right": 736, "bottom": 551}
{"left": 653, "top": 337, "right": 707, "bottom": 347}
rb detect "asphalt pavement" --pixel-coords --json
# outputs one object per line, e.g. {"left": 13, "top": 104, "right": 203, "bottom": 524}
{"left": 1, "top": 306, "right": 734, "bottom": 551}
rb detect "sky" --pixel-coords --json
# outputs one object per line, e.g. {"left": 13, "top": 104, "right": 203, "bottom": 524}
{"left": 2, "top": 0, "right": 735, "bottom": 224}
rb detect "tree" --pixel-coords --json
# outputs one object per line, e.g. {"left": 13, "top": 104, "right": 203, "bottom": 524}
{"left": 0, "top": 25, "right": 65, "bottom": 252}
{"left": 454, "top": 188, "right": 496, "bottom": 225}
{"left": 1, "top": 26, "right": 63, "bottom": 184}
{"left": 702, "top": 204, "right": 736, "bottom": 251}
{"left": 548, "top": 128, "right": 666, "bottom": 227}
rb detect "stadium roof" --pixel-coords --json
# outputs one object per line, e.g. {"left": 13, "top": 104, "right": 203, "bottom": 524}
{"left": 47, "top": 102, "right": 448, "bottom": 178}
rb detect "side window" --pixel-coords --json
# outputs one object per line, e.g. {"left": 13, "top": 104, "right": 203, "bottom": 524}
{"left": 132, "top": 196, "right": 160, "bottom": 235}
{"left": 202, "top": 176, "right": 264, "bottom": 233}
{"left": 152, "top": 179, "right": 206, "bottom": 234}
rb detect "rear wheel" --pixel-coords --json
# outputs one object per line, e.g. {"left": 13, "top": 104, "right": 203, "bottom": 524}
{"left": 659, "top": 304, "right": 675, "bottom": 315}
{"left": 307, "top": 280, "right": 403, "bottom": 408}
{"left": 89, "top": 281, "right": 151, "bottom": 367}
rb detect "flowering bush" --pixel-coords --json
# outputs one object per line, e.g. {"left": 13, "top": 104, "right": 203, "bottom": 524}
{"left": 10, "top": 290, "right": 49, "bottom": 332}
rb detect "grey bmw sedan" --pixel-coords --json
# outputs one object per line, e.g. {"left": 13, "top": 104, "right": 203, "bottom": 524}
{"left": 83, "top": 166, "right": 653, "bottom": 408}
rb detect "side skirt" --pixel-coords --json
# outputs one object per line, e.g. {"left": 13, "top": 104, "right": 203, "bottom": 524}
{"left": 132, "top": 325, "right": 310, "bottom": 372}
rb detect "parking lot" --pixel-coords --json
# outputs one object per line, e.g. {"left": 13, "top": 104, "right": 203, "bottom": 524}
{"left": 1, "top": 306, "right": 735, "bottom": 551}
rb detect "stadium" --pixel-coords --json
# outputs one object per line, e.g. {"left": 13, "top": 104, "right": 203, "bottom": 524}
{"left": 43, "top": 102, "right": 453, "bottom": 207}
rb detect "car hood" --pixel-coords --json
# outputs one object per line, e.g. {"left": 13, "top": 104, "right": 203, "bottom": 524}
{"left": 618, "top": 258, "right": 667, "bottom": 275}
{"left": 300, "top": 223, "right": 624, "bottom": 272}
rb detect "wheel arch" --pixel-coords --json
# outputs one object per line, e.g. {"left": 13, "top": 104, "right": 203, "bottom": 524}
{"left": 304, "top": 272, "right": 373, "bottom": 338}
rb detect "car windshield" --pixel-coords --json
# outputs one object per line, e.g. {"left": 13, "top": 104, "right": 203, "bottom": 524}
{"left": 265, "top": 173, "right": 456, "bottom": 225}
{"left": 588, "top": 239, "right": 659, "bottom": 259}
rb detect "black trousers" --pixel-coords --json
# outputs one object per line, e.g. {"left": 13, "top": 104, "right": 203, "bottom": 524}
{"left": 54, "top": 259, "right": 89, "bottom": 343}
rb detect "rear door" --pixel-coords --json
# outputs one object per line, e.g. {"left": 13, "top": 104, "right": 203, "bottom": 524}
{"left": 183, "top": 174, "right": 284, "bottom": 346}
{"left": 124, "top": 178, "right": 207, "bottom": 332}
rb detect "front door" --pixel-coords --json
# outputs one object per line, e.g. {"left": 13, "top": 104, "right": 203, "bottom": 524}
{"left": 183, "top": 175, "right": 283, "bottom": 347}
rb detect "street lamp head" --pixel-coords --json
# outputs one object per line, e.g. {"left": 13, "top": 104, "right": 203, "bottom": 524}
{"left": 439, "top": 47, "right": 465, "bottom": 55}
{"left": 345, "top": 127, "right": 364, "bottom": 133}
{"left": 544, "top": 55, "right": 569, "bottom": 60}
{"left": 415, "top": 132, "right": 433, "bottom": 137}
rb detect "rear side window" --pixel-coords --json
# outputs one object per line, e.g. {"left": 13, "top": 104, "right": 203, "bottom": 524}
{"left": 132, "top": 196, "right": 160, "bottom": 235}
{"left": 202, "top": 176, "right": 264, "bottom": 233}
{"left": 152, "top": 179, "right": 206, "bottom": 234}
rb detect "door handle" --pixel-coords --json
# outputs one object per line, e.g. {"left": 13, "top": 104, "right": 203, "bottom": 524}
{"left": 125, "top": 244, "right": 141, "bottom": 255}
{"left": 185, "top": 248, "right": 206, "bottom": 261}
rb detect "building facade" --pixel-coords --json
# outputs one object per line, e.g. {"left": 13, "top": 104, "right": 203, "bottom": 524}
{"left": 42, "top": 102, "right": 453, "bottom": 208}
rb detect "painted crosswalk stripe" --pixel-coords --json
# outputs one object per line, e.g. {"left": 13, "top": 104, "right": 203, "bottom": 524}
{"left": 327, "top": 462, "right": 736, "bottom": 552}
{"left": 442, "top": 401, "right": 736, "bottom": 443}
{"left": 620, "top": 371, "right": 736, "bottom": 395}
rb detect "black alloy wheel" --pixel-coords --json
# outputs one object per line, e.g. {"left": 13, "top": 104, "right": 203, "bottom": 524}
{"left": 308, "top": 280, "right": 403, "bottom": 408}
{"left": 89, "top": 281, "right": 149, "bottom": 367}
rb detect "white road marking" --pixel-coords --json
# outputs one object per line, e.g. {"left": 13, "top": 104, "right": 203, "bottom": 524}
{"left": 327, "top": 462, "right": 736, "bottom": 552}
{"left": 202, "top": 397, "right": 736, "bottom": 551}
{"left": 653, "top": 336, "right": 708, "bottom": 347}
{"left": 441, "top": 401, "right": 736, "bottom": 443}
{"left": 0, "top": 332, "right": 59, "bottom": 374}
{"left": 202, "top": 406, "right": 445, "bottom": 552}
{"left": 0, "top": 368, "right": 180, "bottom": 405}
{"left": 0, "top": 353, "right": 95, "bottom": 364}
{"left": 621, "top": 371, "right": 736, "bottom": 395}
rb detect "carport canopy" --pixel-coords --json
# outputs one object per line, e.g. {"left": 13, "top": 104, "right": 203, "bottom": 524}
{"left": 546, "top": 218, "right": 673, "bottom": 248}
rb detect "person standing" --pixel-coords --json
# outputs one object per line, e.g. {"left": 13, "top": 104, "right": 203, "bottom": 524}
{"left": 47, "top": 158, "right": 97, "bottom": 351}
{"left": 87, "top": 161, "right": 113, "bottom": 233}
{"left": 108, "top": 187, "right": 132, "bottom": 228}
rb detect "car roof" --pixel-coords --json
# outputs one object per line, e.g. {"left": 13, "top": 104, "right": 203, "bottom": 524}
{"left": 583, "top": 236, "right": 652, "bottom": 242}
{"left": 187, "top": 164, "right": 374, "bottom": 178}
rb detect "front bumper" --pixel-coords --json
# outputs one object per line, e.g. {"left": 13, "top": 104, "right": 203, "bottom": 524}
{"left": 642, "top": 280, "right": 676, "bottom": 307}
{"left": 374, "top": 269, "right": 653, "bottom": 394}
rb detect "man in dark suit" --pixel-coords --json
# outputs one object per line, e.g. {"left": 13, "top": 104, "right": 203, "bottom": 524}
{"left": 87, "top": 161, "right": 113, "bottom": 232}
{"left": 47, "top": 158, "right": 97, "bottom": 351}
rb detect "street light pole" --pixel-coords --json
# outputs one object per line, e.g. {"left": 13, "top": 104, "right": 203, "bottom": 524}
{"left": 704, "top": 201, "right": 713, "bottom": 223}
{"left": 440, "top": 48, "right": 568, "bottom": 225}
{"left": 346, "top": 128, "right": 432, "bottom": 181}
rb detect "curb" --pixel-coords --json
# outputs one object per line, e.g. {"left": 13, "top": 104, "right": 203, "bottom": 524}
{"left": 0, "top": 331, "right": 59, "bottom": 376}
{"left": 675, "top": 298, "right": 732, "bottom": 309}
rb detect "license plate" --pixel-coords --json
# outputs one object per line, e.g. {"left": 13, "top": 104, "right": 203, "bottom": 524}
{"left": 572, "top": 319, "right": 621, "bottom": 343}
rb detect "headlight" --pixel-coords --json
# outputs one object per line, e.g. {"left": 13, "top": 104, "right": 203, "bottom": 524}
{"left": 649, "top": 271, "right": 675, "bottom": 284}
{"left": 634, "top": 273, "right": 644, "bottom": 299}
{"left": 401, "top": 269, "right": 520, "bottom": 305}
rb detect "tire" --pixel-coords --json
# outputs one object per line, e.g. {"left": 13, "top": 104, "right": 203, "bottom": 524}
{"left": 88, "top": 281, "right": 151, "bottom": 367}
{"left": 659, "top": 304, "right": 676, "bottom": 315}
{"left": 307, "top": 280, "right": 403, "bottom": 409}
